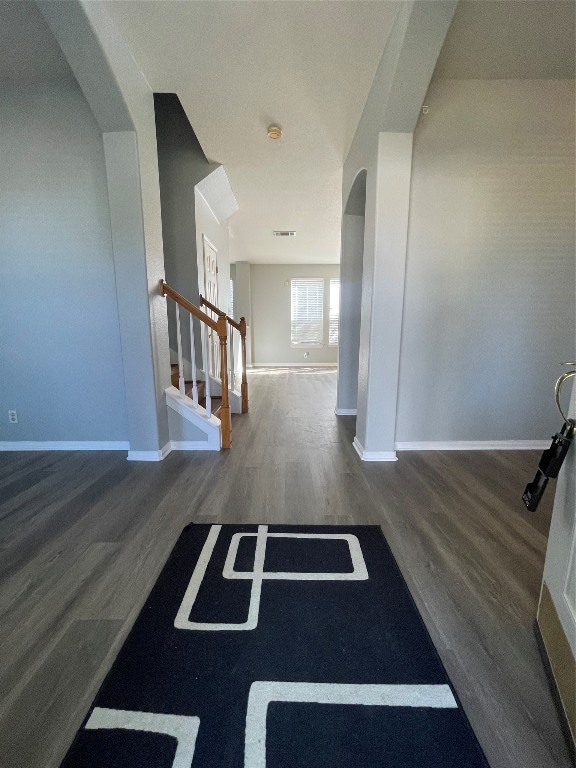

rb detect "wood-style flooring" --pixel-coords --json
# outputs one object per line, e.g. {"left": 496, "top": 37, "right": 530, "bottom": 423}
{"left": 0, "top": 368, "right": 571, "bottom": 768}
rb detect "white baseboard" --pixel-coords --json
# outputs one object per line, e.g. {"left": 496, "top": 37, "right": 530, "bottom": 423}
{"left": 335, "top": 408, "right": 357, "bottom": 416}
{"left": 251, "top": 364, "right": 337, "bottom": 369}
{"left": 0, "top": 441, "right": 130, "bottom": 452}
{"left": 394, "top": 440, "right": 550, "bottom": 451}
{"left": 127, "top": 442, "right": 172, "bottom": 462}
{"left": 353, "top": 437, "right": 397, "bottom": 462}
{"left": 129, "top": 439, "right": 221, "bottom": 458}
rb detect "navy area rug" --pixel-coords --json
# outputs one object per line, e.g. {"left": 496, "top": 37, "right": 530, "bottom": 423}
{"left": 60, "top": 524, "right": 490, "bottom": 767}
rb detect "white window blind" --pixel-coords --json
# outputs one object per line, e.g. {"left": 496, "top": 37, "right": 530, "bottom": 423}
{"left": 329, "top": 278, "right": 340, "bottom": 346}
{"left": 291, "top": 278, "right": 324, "bottom": 345}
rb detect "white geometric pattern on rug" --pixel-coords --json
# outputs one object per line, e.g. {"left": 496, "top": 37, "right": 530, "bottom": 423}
{"left": 174, "top": 524, "right": 368, "bottom": 631}
{"left": 244, "top": 682, "right": 459, "bottom": 768}
{"left": 85, "top": 708, "right": 200, "bottom": 768}
{"left": 68, "top": 525, "right": 487, "bottom": 768}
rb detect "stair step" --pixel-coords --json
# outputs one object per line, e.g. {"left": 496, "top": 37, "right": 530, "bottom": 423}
{"left": 170, "top": 366, "right": 223, "bottom": 413}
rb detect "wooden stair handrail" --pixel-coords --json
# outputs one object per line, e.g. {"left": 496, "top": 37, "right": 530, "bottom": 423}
{"left": 200, "top": 294, "right": 248, "bottom": 413}
{"left": 160, "top": 279, "right": 231, "bottom": 448}
{"left": 199, "top": 293, "right": 226, "bottom": 318}
{"left": 200, "top": 293, "right": 242, "bottom": 331}
{"left": 161, "top": 281, "right": 219, "bottom": 332}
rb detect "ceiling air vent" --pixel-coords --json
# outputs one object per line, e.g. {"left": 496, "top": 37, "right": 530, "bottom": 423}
{"left": 273, "top": 231, "right": 296, "bottom": 237}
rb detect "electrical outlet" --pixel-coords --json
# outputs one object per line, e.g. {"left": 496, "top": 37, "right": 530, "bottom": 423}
{"left": 8, "top": 410, "right": 18, "bottom": 424}
{"left": 303, "top": 352, "right": 309, "bottom": 358}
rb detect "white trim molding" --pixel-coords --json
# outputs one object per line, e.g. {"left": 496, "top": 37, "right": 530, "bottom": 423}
{"left": 353, "top": 437, "right": 397, "bottom": 462}
{"left": 395, "top": 440, "right": 550, "bottom": 451}
{"left": 170, "top": 440, "right": 219, "bottom": 452}
{"left": 129, "top": 440, "right": 220, "bottom": 459}
{"left": 335, "top": 408, "right": 357, "bottom": 416}
{"left": 127, "top": 443, "right": 172, "bottom": 462}
{"left": 251, "top": 364, "right": 337, "bottom": 369}
{"left": 165, "top": 386, "right": 221, "bottom": 427}
{"left": 0, "top": 441, "right": 130, "bottom": 452}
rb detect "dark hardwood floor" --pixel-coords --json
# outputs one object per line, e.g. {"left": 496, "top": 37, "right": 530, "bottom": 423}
{"left": 0, "top": 368, "right": 571, "bottom": 768}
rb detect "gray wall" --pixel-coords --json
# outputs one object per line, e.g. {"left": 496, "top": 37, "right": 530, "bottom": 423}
{"left": 336, "top": 168, "right": 366, "bottom": 413}
{"left": 41, "top": 0, "right": 175, "bottom": 455}
{"left": 336, "top": 214, "right": 364, "bottom": 412}
{"left": 0, "top": 82, "right": 128, "bottom": 442}
{"left": 340, "top": 0, "right": 457, "bottom": 456}
{"left": 251, "top": 264, "right": 340, "bottom": 366}
{"left": 396, "top": 78, "right": 575, "bottom": 442}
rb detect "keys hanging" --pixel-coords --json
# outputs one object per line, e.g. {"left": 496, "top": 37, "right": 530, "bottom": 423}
{"left": 522, "top": 364, "right": 575, "bottom": 512}
{"left": 522, "top": 421, "right": 574, "bottom": 511}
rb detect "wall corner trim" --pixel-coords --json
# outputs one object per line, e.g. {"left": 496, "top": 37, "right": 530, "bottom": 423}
{"left": 353, "top": 437, "right": 397, "bottom": 462}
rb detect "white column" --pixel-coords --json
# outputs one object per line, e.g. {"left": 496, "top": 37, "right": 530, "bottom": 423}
{"left": 354, "top": 133, "right": 414, "bottom": 461}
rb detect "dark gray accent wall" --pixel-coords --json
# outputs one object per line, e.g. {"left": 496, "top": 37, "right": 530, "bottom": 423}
{"left": 154, "top": 94, "right": 218, "bottom": 363}
{"left": 154, "top": 94, "right": 217, "bottom": 304}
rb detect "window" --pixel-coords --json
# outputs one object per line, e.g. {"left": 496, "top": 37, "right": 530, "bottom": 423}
{"left": 329, "top": 278, "right": 340, "bottom": 346}
{"left": 291, "top": 278, "right": 324, "bottom": 346}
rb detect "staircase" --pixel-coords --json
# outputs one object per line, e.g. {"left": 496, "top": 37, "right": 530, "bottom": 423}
{"left": 161, "top": 280, "right": 248, "bottom": 450}
{"left": 170, "top": 366, "right": 223, "bottom": 415}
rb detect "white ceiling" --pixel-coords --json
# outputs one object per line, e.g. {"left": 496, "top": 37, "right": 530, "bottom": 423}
{"left": 3, "top": 0, "right": 574, "bottom": 266}
{"left": 103, "top": 1, "right": 401, "bottom": 264}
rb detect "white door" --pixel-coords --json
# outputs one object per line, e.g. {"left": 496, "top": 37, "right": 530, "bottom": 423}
{"left": 203, "top": 235, "right": 220, "bottom": 379}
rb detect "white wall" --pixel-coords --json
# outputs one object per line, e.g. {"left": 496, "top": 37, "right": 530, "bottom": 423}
{"left": 0, "top": 82, "right": 128, "bottom": 443}
{"left": 396, "top": 79, "right": 575, "bottom": 442}
{"left": 251, "top": 264, "right": 340, "bottom": 367}
{"left": 195, "top": 192, "right": 232, "bottom": 318}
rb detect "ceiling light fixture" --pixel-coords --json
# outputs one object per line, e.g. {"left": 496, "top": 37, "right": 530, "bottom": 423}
{"left": 267, "top": 125, "right": 282, "bottom": 140}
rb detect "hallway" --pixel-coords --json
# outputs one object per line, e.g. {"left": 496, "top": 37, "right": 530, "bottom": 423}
{"left": 0, "top": 368, "right": 570, "bottom": 768}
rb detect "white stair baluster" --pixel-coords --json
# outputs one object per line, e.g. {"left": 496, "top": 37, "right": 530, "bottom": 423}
{"left": 175, "top": 303, "right": 185, "bottom": 396}
{"left": 201, "top": 321, "right": 212, "bottom": 416}
{"left": 229, "top": 322, "right": 235, "bottom": 392}
{"left": 189, "top": 314, "right": 199, "bottom": 408}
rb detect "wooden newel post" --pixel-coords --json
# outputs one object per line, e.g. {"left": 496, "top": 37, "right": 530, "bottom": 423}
{"left": 239, "top": 317, "right": 248, "bottom": 413}
{"left": 217, "top": 314, "right": 232, "bottom": 448}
